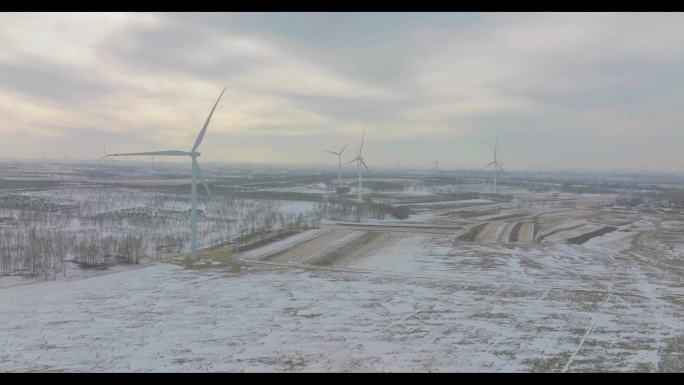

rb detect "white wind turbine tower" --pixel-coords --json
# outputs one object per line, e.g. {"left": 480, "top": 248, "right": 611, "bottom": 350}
{"left": 429, "top": 157, "right": 440, "bottom": 177}
{"left": 481, "top": 139, "right": 504, "bottom": 193}
{"left": 97, "top": 145, "right": 108, "bottom": 167}
{"left": 109, "top": 86, "right": 227, "bottom": 262}
{"left": 324, "top": 142, "right": 348, "bottom": 184}
{"left": 346, "top": 129, "right": 370, "bottom": 202}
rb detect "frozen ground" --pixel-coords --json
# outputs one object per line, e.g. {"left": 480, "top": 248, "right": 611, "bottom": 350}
{"left": 1, "top": 226, "right": 683, "bottom": 372}
{"left": 2, "top": 164, "right": 684, "bottom": 372}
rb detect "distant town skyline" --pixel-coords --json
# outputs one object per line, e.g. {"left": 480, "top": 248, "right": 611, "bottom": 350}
{"left": 1, "top": 12, "right": 683, "bottom": 172}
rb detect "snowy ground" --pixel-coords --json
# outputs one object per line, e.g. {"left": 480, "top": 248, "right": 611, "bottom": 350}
{"left": 1, "top": 227, "right": 683, "bottom": 372}
{"left": 2, "top": 167, "right": 684, "bottom": 372}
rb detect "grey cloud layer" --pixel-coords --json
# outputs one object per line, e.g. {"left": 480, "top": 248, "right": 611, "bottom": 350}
{"left": 0, "top": 57, "right": 120, "bottom": 103}
{"left": 0, "top": 12, "right": 683, "bottom": 171}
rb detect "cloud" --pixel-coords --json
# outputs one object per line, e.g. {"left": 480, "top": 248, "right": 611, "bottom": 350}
{"left": 0, "top": 12, "right": 683, "bottom": 170}
{"left": 0, "top": 56, "right": 121, "bottom": 103}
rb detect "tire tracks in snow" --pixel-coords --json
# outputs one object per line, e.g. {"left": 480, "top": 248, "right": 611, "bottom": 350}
{"left": 380, "top": 283, "right": 472, "bottom": 334}
{"left": 561, "top": 292, "right": 614, "bottom": 373}
{"left": 440, "top": 288, "right": 552, "bottom": 371}
{"left": 240, "top": 258, "right": 654, "bottom": 301}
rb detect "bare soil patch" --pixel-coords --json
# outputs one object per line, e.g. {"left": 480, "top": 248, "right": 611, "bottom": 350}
{"left": 567, "top": 226, "right": 618, "bottom": 245}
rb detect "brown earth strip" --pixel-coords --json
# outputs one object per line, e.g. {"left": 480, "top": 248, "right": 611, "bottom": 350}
{"left": 258, "top": 229, "right": 341, "bottom": 262}
{"left": 454, "top": 209, "right": 500, "bottom": 218}
{"left": 487, "top": 213, "right": 531, "bottom": 222}
{"left": 457, "top": 223, "right": 488, "bottom": 241}
{"left": 509, "top": 222, "right": 522, "bottom": 242}
{"left": 516, "top": 223, "right": 535, "bottom": 242}
{"left": 537, "top": 224, "right": 586, "bottom": 243}
{"left": 533, "top": 222, "right": 542, "bottom": 241}
{"left": 310, "top": 231, "right": 383, "bottom": 266}
{"left": 567, "top": 226, "right": 618, "bottom": 245}
{"left": 334, "top": 223, "right": 460, "bottom": 232}
{"left": 236, "top": 229, "right": 304, "bottom": 253}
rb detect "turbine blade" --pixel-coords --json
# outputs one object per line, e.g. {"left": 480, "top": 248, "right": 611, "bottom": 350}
{"left": 192, "top": 86, "right": 227, "bottom": 152}
{"left": 325, "top": 150, "right": 340, "bottom": 155}
{"left": 494, "top": 138, "right": 498, "bottom": 161}
{"left": 481, "top": 161, "right": 496, "bottom": 170}
{"left": 345, "top": 157, "right": 360, "bottom": 165}
{"left": 340, "top": 142, "right": 348, "bottom": 155}
{"left": 359, "top": 128, "right": 366, "bottom": 155}
{"left": 361, "top": 160, "right": 371, "bottom": 174}
{"left": 108, "top": 150, "right": 191, "bottom": 157}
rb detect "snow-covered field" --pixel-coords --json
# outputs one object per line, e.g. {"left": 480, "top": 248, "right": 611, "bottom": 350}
{"left": 2, "top": 205, "right": 684, "bottom": 372}
{"left": 2, "top": 163, "right": 684, "bottom": 372}
{"left": 1, "top": 246, "right": 682, "bottom": 372}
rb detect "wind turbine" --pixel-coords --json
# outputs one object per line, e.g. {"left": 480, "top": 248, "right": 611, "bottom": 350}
{"left": 481, "top": 139, "right": 504, "bottom": 193}
{"left": 97, "top": 145, "right": 120, "bottom": 168}
{"left": 324, "top": 142, "right": 348, "bottom": 184}
{"left": 97, "top": 145, "right": 108, "bottom": 167}
{"left": 429, "top": 157, "right": 440, "bottom": 177}
{"left": 346, "top": 129, "right": 370, "bottom": 202}
{"left": 109, "top": 86, "right": 227, "bottom": 262}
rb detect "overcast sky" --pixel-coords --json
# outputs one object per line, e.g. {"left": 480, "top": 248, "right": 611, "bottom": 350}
{"left": 1, "top": 12, "right": 683, "bottom": 172}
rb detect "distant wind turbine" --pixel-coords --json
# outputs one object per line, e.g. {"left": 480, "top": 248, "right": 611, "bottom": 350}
{"left": 324, "top": 142, "right": 348, "bottom": 184}
{"left": 97, "top": 145, "right": 120, "bottom": 168}
{"left": 346, "top": 129, "right": 370, "bottom": 202}
{"left": 98, "top": 145, "right": 120, "bottom": 167}
{"left": 429, "top": 157, "right": 440, "bottom": 177}
{"left": 97, "top": 145, "right": 108, "bottom": 167}
{"left": 109, "top": 86, "right": 227, "bottom": 262}
{"left": 481, "top": 139, "right": 504, "bottom": 193}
